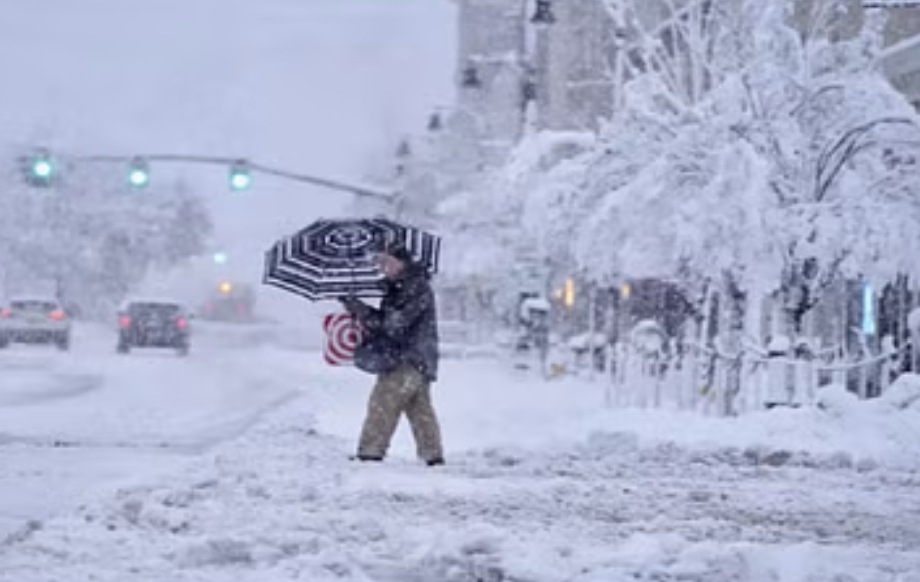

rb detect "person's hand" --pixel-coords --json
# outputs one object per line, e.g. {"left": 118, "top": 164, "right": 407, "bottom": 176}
{"left": 339, "top": 297, "right": 362, "bottom": 314}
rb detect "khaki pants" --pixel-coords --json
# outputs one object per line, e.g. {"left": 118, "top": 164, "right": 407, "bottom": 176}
{"left": 358, "top": 364, "right": 443, "bottom": 462}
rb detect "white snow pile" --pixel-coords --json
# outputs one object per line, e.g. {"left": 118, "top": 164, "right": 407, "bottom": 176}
{"left": 879, "top": 373, "right": 920, "bottom": 411}
{"left": 582, "top": 384, "right": 920, "bottom": 473}
{"left": 2, "top": 375, "right": 920, "bottom": 582}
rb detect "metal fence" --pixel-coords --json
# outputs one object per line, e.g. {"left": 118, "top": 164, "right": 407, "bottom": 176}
{"left": 599, "top": 341, "right": 902, "bottom": 416}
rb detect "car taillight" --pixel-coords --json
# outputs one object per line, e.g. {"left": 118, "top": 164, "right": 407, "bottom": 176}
{"left": 0, "top": 309, "right": 10, "bottom": 318}
{"left": 119, "top": 316, "right": 132, "bottom": 328}
{"left": 49, "top": 310, "right": 66, "bottom": 321}
{"left": 176, "top": 318, "right": 188, "bottom": 329}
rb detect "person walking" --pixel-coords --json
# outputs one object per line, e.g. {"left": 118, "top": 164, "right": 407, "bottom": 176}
{"left": 340, "top": 241, "right": 444, "bottom": 466}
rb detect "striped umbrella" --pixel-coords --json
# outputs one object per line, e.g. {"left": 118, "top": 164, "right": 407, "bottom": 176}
{"left": 262, "top": 218, "right": 441, "bottom": 301}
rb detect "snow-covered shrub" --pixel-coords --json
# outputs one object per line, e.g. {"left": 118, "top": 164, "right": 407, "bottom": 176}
{"left": 880, "top": 373, "right": 920, "bottom": 410}
{"left": 816, "top": 384, "right": 861, "bottom": 417}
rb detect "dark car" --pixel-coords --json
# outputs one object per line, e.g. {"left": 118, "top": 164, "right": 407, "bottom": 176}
{"left": 117, "top": 300, "right": 191, "bottom": 356}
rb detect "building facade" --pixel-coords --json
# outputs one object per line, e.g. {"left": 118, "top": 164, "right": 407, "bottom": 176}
{"left": 874, "top": 2, "right": 920, "bottom": 106}
{"left": 531, "top": 0, "right": 617, "bottom": 131}
{"left": 451, "top": 0, "right": 920, "bottom": 147}
{"left": 453, "top": 0, "right": 530, "bottom": 165}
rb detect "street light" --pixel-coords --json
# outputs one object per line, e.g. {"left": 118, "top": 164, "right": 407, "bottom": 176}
{"left": 564, "top": 278, "right": 575, "bottom": 308}
{"left": 213, "top": 252, "right": 228, "bottom": 265}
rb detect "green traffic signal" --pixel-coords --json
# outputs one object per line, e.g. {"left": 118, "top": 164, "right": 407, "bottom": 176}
{"left": 230, "top": 172, "right": 251, "bottom": 190}
{"left": 229, "top": 161, "right": 251, "bottom": 191}
{"left": 128, "top": 158, "right": 150, "bottom": 188}
{"left": 33, "top": 159, "right": 53, "bottom": 178}
{"left": 129, "top": 169, "right": 149, "bottom": 187}
{"left": 30, "top": 150, "right": 55, "bottom": 184}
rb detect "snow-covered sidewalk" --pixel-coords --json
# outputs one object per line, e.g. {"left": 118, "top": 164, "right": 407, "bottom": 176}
{"left": 2, "top": 358, "right": 919, "bottom": 581}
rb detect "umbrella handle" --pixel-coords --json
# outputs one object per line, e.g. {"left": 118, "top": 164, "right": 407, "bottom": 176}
{"left": 348, "top": 239, "right": 359, "bottom": 300}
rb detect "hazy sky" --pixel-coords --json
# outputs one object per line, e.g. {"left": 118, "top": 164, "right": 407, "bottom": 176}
{"left": 0, "top": 0, "right": 456, "bottom": 316}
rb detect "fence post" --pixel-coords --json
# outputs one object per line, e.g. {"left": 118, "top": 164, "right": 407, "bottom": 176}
{"left": 858, "top": 362, "right": 869, "bottom": 399}
{"left": 603, "top": 344, "right": 613, "bottom": 408}
{"left": 615, "top": 342, "right": 628, "bottom": 407}
{"left": 766, "top": 358, "right": 786, "bottom": 408}
{"left": 588, "top": 288, "right": 597, "bottom": 383}
{"left": 675, "top": 344, "right": 688, "bottom": 410}
{"left": 881, "top": 357, "right": 893, "bottom": 396}
{"left": 688, "top": 346, "right": 700, "bottom": 411}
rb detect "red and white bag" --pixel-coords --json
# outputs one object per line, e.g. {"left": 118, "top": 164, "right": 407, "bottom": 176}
{"left": 323, "top": 313, "right": 365, "bottom": 366}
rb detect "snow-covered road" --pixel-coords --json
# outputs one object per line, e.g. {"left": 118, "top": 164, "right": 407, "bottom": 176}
{"left": 1, "top": 338, "right": 919, "bottom": 581}
{"left": 0, "top": 322, "right": 305, "bottom": 539}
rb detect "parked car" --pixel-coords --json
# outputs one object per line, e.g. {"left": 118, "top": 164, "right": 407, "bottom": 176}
{"left": 0, "top": 296, "right": 71, "bottom": 350}
{"left": 117, "top": 300, "right": 191, "bottom": 356}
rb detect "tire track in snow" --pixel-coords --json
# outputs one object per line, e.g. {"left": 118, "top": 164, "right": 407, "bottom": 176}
{"left": 4, "top": 394, "right": 919, "bottom": 581}
{"left": 333, "top": 442, "right": 920, "bottom": 553}
{"left": 0, "top": 373, "right": 102, "bottom": 408}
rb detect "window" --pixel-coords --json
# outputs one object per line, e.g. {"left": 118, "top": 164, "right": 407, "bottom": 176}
{"left": 11, "top": 300, "right": 58, "bottom": 314}
{"left": 129, "top": 303, "right": 182, "bottom": 318}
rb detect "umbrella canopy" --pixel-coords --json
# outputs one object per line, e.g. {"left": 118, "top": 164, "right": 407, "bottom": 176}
{"left": 263, "top": 218, "right": 441, "bottom": 301}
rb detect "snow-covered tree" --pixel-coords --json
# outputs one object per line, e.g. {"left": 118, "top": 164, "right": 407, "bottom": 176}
{"left": 720, "top": 1, "right": 920, "bottom": 336}
{"left": 0, "top": 155, "right": 212, "bottom": 316}
{"left": 427, "top": 0, "right": 917, "bottom": 406}
{"left": 439, "top": 129, "right": 595, "bottom": 312}
{"left": 571, "top": 0, "right": 920, "bottom": 340}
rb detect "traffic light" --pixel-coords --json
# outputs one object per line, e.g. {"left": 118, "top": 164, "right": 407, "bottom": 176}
{"left": 219, "top": 282, "right": 233, "bottom": 294}
{"left": 127, "top": 158, "right": 150, "bottom": 188}
{"left": 213, "top": 252, "right": 228, "bottom": 265}
{"left": 229, "top": 161, "right": 251, "bottom": 191}
{"left": 28, "top": 149, "right": 56, "bottom": 186}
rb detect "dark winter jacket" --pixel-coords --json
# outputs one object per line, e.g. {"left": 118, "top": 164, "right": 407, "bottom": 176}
{"left": 350, "top": 265, "right": 439, "bottom": 382}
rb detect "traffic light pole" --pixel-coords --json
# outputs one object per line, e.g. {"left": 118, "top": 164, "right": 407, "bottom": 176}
{"left": 74, "top": 153, "right": 395, "bottom": 201}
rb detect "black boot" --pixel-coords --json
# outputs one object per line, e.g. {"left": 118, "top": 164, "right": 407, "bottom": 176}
{"left": 426, "top": 457, "right": 445, "bottom": 467}
{"left": 350, "top": 454, "right": 383, "bottom": 462}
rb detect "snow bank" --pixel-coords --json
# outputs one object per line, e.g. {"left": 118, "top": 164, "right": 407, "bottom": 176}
{"left": 567, "top": 535, "right": 920, "bottom": 582}
{"left": 573, "top": 384, "right": 920, "bottom": 471}
{"left": 880, "top": 373, "right": 920, "bottom": 410}
{"left": 298, "top": 358, "right": 920, "bottom": 472}
{"left": 3, "top": 392, "right": 918, "bottom": 582}
{"left": 2, "top": 358, "right": 919, "bottom": 581}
